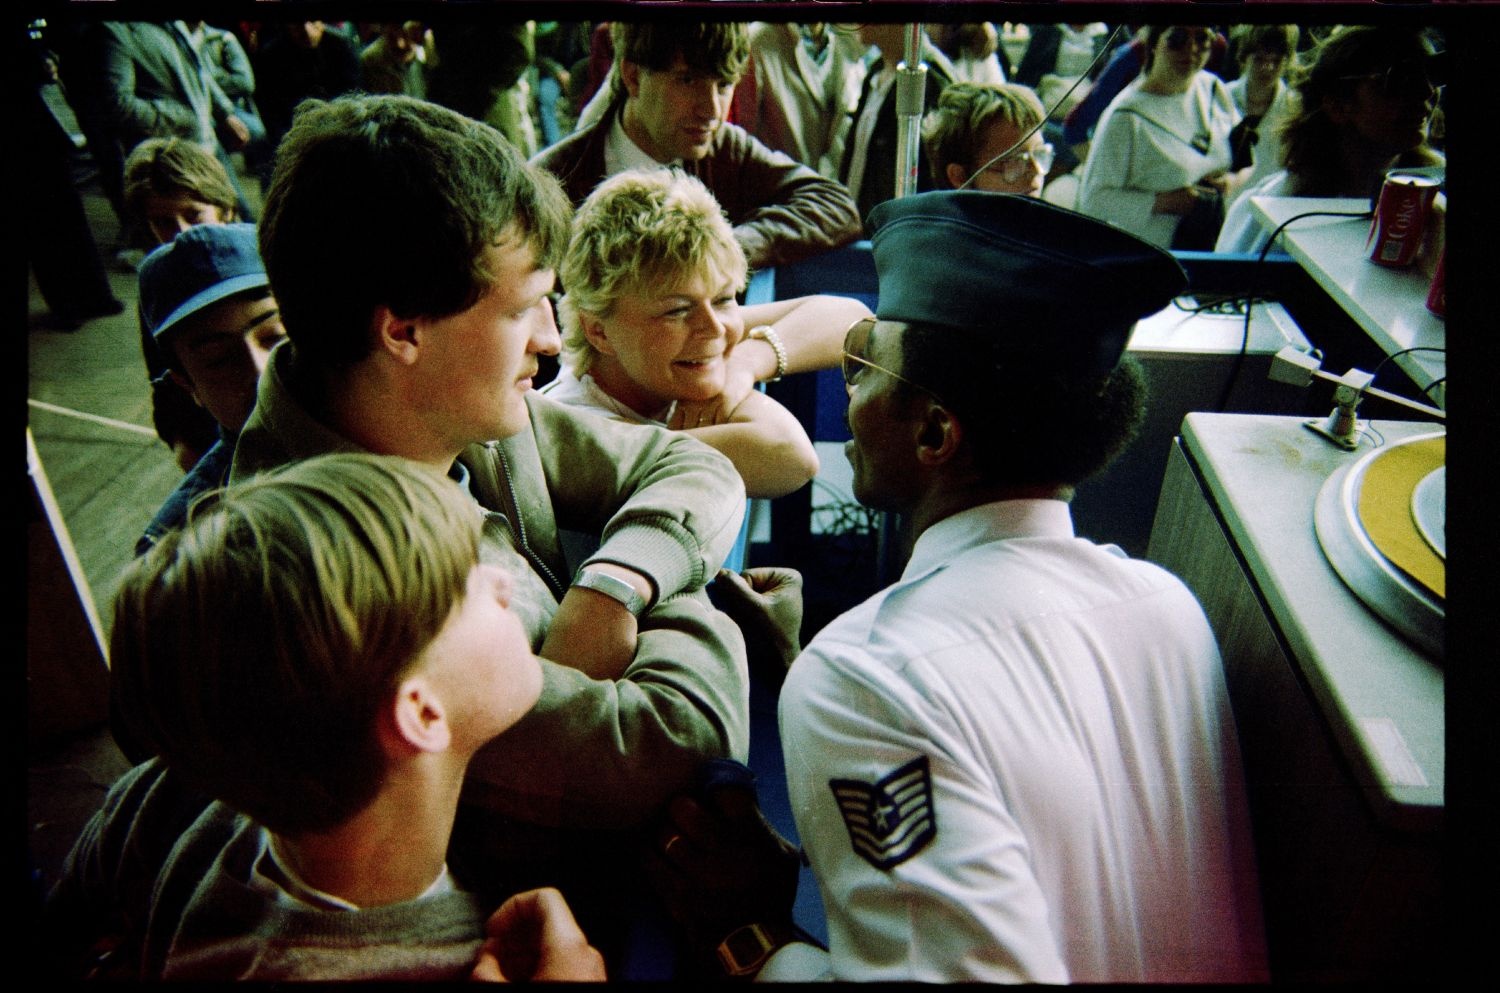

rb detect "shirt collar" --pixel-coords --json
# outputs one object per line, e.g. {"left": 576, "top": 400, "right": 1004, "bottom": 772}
{"left": 254, "top": 830, "right": 456, "bottom": 912}
{"left": 901, "top": 499, "right": 1076, "bottom": 582}
{"left": 582, "top": 371, "right": 676, "bottom": 425}
{"left": 605, "top": 108, "right": 679, "bottom": 177}
{"left": 448, "top": 458, "right": 473, "bottom": 493}
{"left": 253, "top": 343, "right": 368, "bottom": 462}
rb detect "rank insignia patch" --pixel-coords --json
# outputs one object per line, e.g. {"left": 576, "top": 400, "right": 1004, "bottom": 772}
{"left": 829, "top": 755, "right": 936, "bottom": 870}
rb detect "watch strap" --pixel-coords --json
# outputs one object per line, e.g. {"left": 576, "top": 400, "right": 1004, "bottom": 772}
{"left": 715, "top": 921, "right": 795, "bottom": 978}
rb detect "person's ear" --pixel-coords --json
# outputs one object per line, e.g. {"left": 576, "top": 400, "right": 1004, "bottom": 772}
{"left": 579, "top": 312, "right": 616, "bottom": 355}
{"left": 391, "top": 675, "right": 452, "bottom": 754}
{"left": 371, "top": 304, "right": 421, "bottom": 365}
{"left": 914, "top": 401, "right": 963, "bottom": 468}
{"left": 620, "top": 59, "right": 643, "bottom": 100}
{"left": 945, "top": 162, "right": 970, "bottom": 190}
{"left": 167, "top": 369, "right": 201, "bottom": 406}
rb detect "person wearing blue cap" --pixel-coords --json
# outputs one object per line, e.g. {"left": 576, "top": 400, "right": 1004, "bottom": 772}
{"left": 650, "top": 192, "right": 1268, "bottom": 982}
{"left": 133, "top": 222, "right": 286, "bottom": 558}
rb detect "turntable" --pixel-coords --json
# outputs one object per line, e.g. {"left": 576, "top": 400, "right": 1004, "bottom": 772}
{"left": 1313, "top": 432, "right": 1444, "bottom": 659}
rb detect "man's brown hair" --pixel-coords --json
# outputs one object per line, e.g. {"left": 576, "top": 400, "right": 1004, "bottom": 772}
{"left": 611, "top": 21, "right": 750, "bottom": 83}
{"left": 259, "top": 94, "right": 572, "bottom": 372}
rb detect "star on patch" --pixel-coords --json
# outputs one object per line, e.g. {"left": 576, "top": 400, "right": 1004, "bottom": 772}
{"left": 829, "top": 755, "right": 936, "bottom": 870}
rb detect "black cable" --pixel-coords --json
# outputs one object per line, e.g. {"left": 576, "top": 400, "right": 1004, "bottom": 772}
{"left": 1215, "top": 208, "right": 1373, "bottom": 413}
{"left": 1172, "top": 293, "right": 1264, "bottom": 316}
{"left": 1368, "top": 345, "right": 1447, "bottom": 403}
{"left": 1164, "top": 294, "right": 1260, "bottom": 316}
{"left": 809, "top": 479, "right": 878, "bottom": 537}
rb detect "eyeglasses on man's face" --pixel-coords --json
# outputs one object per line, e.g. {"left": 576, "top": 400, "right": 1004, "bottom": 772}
{"left": 840, "top": 317, "right": 946, "bottom": 405}
{"left": 978, "top": 142, "right": 1055, "bottom": 184}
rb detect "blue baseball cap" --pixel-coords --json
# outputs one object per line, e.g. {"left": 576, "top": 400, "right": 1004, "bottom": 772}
{"left": 867, "top": 192, "right": 1187, "bottom": 376}
{"left": 139, "top": 222, "right": 268, "bottom": 340}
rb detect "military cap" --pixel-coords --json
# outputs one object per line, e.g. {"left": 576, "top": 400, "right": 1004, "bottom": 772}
{"left": 867, "top": 191, "right": 1187, "bottom": 376}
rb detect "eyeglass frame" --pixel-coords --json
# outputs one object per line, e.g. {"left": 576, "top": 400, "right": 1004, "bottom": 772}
{"left": 841, "top": 317, "right": 948, "bottom": 406}
{"left": 974, "top": 142, "right": 1056, "bottom": 185}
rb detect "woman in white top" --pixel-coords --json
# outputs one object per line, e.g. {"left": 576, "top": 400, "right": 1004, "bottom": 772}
{"left": 1077, "top": 26, "right": 1246, "bottom": 249}
{"left": 545, "top": 169, "right": 870, "bottom": 499}
{"left": 1224, "top": 25, "right": 1299, "bottom": 198}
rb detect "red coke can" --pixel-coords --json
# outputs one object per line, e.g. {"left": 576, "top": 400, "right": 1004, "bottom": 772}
{"left": 1367, "top": 174, "right": 1440, "bottom": 268}
{"left": 1426, "top": 247, "right": 1445, "bottom": 318}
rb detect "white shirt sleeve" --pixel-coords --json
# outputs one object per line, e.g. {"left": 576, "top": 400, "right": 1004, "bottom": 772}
{"left": 757, "top": 941, "right": 833, "bottom": 982}
{"left": 779, "top": 644, "right": 1069, "bottom": 983}
{"left": 1077, "top": 101, "right": 1163, "bottom": 241}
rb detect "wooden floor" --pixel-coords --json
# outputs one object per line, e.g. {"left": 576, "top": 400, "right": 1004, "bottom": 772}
{"left": 25, "top": 163, "right": 264, "bottom": 899}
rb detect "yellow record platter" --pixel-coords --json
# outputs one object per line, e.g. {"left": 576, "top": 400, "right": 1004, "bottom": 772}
{"left": 1313, "top": 431, "right": 1445, "bottom": 660}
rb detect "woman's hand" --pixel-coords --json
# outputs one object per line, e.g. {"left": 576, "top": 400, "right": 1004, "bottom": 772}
{"left": 669, "top": 355, "right": 755, "bottom": 431}
{"left": 1204, "top": 166, "right": 1254, "bottom": 202}
{"left": 1198, "top": 171, "right": 1230, "bottom": 195}
{"left": 669, "top": 391, "right": 743, "bottom": 431}
{"left": 221, "top": 114, "right": 251, "bottom": 151}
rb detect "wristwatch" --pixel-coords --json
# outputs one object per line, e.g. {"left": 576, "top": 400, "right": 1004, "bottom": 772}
{"left": 747, "top": 324, "right": 787, "bottom": 382}
{"left": 716, "top": 921, "right": 794, "bottom": 978}
{"left": 572, "top": 569, "right": 647, "bottom": 617}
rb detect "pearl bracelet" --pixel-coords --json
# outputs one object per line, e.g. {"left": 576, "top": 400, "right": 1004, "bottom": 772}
{"left": 747, "top": 324, "right": 787, "bottom": 382}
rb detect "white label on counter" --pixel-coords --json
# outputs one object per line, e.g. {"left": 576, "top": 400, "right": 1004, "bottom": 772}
{"left": 1358, "top": 717, "right": 1428, "bottom": 789}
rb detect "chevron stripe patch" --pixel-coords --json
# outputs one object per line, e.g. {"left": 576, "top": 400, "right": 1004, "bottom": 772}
{"left": 829, "top": 755, "right": 936, "bottom": 871}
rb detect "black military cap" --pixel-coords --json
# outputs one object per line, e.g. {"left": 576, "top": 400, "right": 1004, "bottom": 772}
{"left": 867, "top": 191, "right": 1187, "bottom": 376}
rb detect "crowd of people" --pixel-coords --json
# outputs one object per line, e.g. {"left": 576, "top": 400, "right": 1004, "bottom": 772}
{"left": 31, "top": 14, "right": 1448, "bottom": 983}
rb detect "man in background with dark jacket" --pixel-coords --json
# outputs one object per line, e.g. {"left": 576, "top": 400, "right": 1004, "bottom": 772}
{"left": 533, "top": 21, "right": 861, "bottom": 271}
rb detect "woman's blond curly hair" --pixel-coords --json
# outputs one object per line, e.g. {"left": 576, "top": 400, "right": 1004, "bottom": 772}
{"left": 558, "top": 169, "right": 747, "bottom": 375}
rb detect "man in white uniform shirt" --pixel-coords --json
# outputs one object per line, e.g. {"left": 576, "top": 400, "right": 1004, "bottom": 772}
{"left": 650, "top": 192, "right": 1268, "bottom": 983}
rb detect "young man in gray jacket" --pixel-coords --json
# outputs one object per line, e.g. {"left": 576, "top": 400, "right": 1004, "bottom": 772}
{"left": 224, "top": 95, "right": 751, "bottom": 937}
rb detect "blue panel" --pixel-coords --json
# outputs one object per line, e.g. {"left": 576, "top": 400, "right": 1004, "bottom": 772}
{"left": 760, "top": 242, "right": 880, "bottom": 444}
{"left": 744, "top": 266, "right": 777, "bottom": 306}
{"left": 723, "top": 503, "right": 751, "bottom": 574}
{"left": 815, "top": 370, "right": 852, "bottom": 442}
{"left": 770, "top": 241, "right": 878, "bottom": 300}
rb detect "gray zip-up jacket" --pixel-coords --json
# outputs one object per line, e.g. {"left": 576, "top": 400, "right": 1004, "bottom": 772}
{"left": 229, "top": 345, "right": 751, "bottom": 833}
